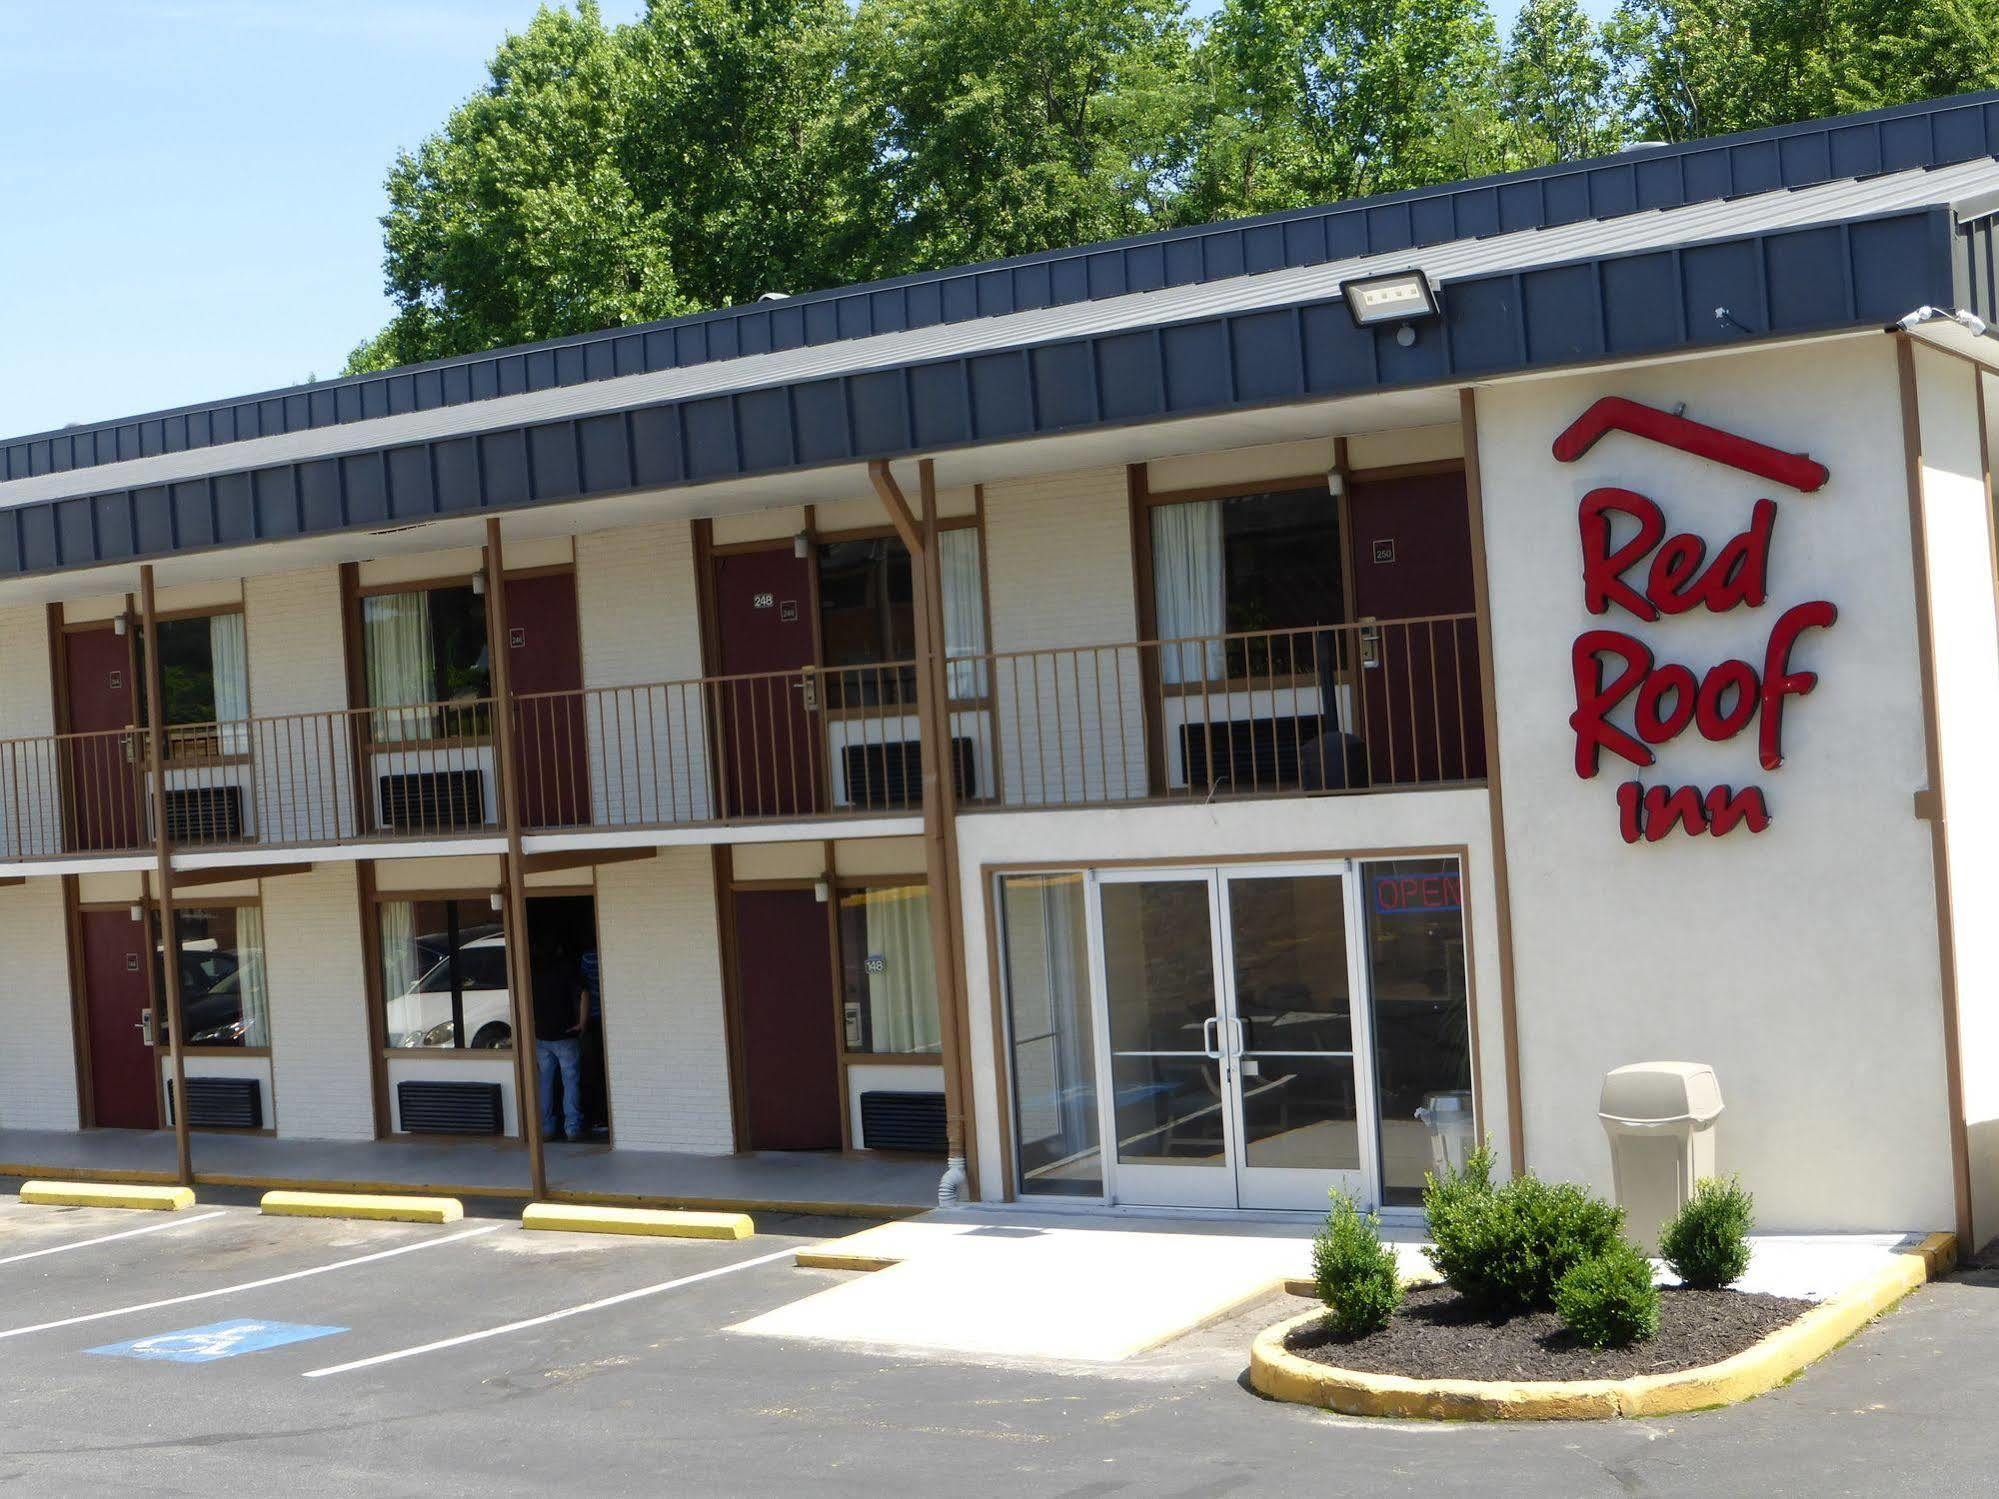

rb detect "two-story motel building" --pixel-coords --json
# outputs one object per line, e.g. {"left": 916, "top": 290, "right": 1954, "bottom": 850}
{"left": 6, "top": 91, "right": 1999, "bottom": 1244}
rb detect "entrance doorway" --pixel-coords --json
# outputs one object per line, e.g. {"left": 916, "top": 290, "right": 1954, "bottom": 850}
{"left": 998, "top": 857, "right": 1474, "bottom": 1212}
{"left": 711, "top": 549, "right": 821, "bottom": 818}
{"left": 526, "top": 894, "right": 608, "bottom": 1141}
{"left": 62, "top": 624, "right": 142, "bottom": 851}
{"left": 80, "top": 907, "right": 159, "bottom": 1129}
{"left": 733, "top": 887, "right": 842, "bottom": 1150}
{"left": 506, "top": 572, "right": 589, "bottom": 828}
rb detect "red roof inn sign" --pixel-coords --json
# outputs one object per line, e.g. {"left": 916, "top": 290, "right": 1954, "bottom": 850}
{"left": 1554, "top": 398, "right": 1836, "bottom": 844}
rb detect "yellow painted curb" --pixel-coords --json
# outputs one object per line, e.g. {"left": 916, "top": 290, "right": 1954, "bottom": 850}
{"left": 261, "top": 1190, "right": 464, "bottom": 1224}
{"left": 20, "top": 1180, "right": 195, "bottom": 1211}
{"left": 794, "top": 1249, "right": 900, "bottom": 1272}
{"left": 522, "top": 1203, "right": 753, "bottom": 1240}
{"left": 1250, "top": 1232, "right": 1956, "bottom": 1422}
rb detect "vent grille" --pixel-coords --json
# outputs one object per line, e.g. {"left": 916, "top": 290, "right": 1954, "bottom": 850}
{"left": 858, "top": 1089, "right": 946, "bottom": 1153}
{"left": 1181, "top": 716, "right": 1336, "bottom": 792}
{"left": 163, "top": 786, "right": 243, "bottom": 843}
{"left": 168, "top": 1076, "right": 262, "bottom": 1130}
{"left": 397, "top": 1079, "right": 504, "bottom": 1135}
{"left": 378, "top": 770, "right": 485, "bottom": 831}
{"left": 843, "top": 737, "right": 974, "bottom": 809}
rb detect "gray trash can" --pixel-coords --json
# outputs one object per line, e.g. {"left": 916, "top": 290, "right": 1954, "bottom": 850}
{"left": 1414, "top": 1090, "right": 1477, "bottom": 1177}
{"left": 1598, "top": 1062, "right": 1723, "bottom": 1253}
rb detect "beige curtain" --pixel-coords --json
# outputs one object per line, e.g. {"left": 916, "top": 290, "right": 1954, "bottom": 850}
{"left": 234, "top": 905, "right": 271, "bottom": 1048}
{"left": 364, "top": 592, "right": 435, "bottom": 743}
{"left": 862, "top": 885, "right": 941, "bottom": 1054}
{"left": 939, "top": 528, "right": 988, "bottom": 700}
{"left": 1151, "top": 500, "right": 1226, "bottom": 684}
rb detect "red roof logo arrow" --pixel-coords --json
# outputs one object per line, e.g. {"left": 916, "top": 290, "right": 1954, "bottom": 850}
{"left": 1552, "top": 396, "right": 1829, "bottom": 493}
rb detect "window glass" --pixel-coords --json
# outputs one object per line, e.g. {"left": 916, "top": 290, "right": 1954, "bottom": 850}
{"left": 169, "top": 905, "right": 269, "bottom": 1048}
{"left": 364, "top": 586, "right": 490, "bottom": 741}
{"left": 817, "top": 538, "right": 917, "bottom": 671}
{"left": 1362, "top": 857, "right": 1473, "bottom": 1206}
{"left": 381, "top": 897, "right": 511, "bottom": 1050}
{"left": 138, "top": 612, "right": 251, "bottom": 757}
{"left": 999, "top": 872, "right": 1102, "bottom": 1198}
{"left": 837, "top": 883, "right": 940, "bottom": 1055}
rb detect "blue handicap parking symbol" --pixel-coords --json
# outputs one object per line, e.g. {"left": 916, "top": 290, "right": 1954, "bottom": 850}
{"left": 88, "top": 1318, "right": 347, "bottom": 1364}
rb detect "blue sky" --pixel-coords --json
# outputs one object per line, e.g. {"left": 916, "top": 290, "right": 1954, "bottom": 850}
{"left": 1, "top": 1, "right": 1590, "bottom": 439}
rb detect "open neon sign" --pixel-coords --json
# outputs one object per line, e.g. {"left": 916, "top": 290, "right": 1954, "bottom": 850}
{"left": 1553, "top": 398, "right": 1836, "bottom": 843}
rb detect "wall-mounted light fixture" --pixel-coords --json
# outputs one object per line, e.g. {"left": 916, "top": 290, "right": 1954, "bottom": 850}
{"left": 128, "top": 903, "right": 144, "bottom": 923}
{"left": 470, "top": 572, "right": 487, "bottom": 596}
{"left": 813, "top": 877, "right": 830, "bottom": 904}
{"left": 489, "top": 891, "right": 504, "bottom": 912}
{"left": 1326, "top": 470, "right": 1346, "bottom": 499}
{"left": 1343, "top": 269, "right": 1439, "bottom": 347}
{"left": 113, "top": 615, "right": 128, "bottom": 636}
{"left": 793, "top": 532, "right": 810, "bottom": 560}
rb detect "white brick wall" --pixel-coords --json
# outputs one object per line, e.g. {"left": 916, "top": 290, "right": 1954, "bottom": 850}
{"left": 0, "top": 881, "right": 79, "bottom": 1130}
{"left": 575, "top": 522, "right": 713, "bottom": 824}
{"left": 261, "top": 863, "right": 377, "bottom": 1141}
{"left": 244, "top": 567, "right": 356, "bottom": 842}
{"left": 981, "top": 467, "right": 1146, "bottom": 801}
{"left": 596, "top": 846, "right": 734, "bottom": 1153}
{"left": 0, "top": 604, "right": 60, "bottom": 858}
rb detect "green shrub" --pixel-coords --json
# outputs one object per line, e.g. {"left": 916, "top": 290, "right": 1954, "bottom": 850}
{"left": 1423, "top": 1145, "right": 1626, "bottom": 1316}
{"left": 1312, "top": 1191, "right": 1404, "bottom": 1337}
{"left": 1555, "top": 1242, "right": 1662, "bottom": 1349}
{"left": 1659, "top": 1176, "right": 1755, "bottom": 1290}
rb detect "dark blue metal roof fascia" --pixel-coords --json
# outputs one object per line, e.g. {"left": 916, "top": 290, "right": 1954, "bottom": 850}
{"left": 9, "top": 92, "right": 1999, "bottom": 484}
{"left": 0, "top": 207, "right": 1954, "bottom": 584}
{"left": 1955, "top": 202, "right": 1999, "bottom": 325}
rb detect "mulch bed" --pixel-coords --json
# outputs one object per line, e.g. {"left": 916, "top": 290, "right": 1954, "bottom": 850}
{"left": 1285, "top": 1282, "right": 1814, "bottom": 1382}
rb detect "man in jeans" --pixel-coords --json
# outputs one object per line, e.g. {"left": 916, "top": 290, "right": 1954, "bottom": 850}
{"left": 531, "top": 935, "right": 589, "bottom": 1142}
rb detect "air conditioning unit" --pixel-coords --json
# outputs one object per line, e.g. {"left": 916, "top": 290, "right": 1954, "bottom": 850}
{"left": 167, "top": 1076, "right": 263, "bottom": 1130}
{"left": 397, "top": 1079, "right": 504, "bottom": 1135}
{"left": 162, "top": 785, "right": 243, "bottom": 842}
{"left": 1181, "top": 716, "right": 1366, "bottom": 792}
{"left": 378, "top": 770, "right": 484, "bottom": 831}
{"left": 859, "top": 1089, "right": 947, "bottom": 1153}
{"left": 842, "top": 737, "right": 974, "bottom": 809}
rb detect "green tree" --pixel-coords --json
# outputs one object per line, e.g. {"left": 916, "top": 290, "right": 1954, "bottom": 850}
{"left": 350, "top": 3, "right": 681, "bottom": 373}
{"left": 843, "top": 0, "right": 1197, "bottom": 268}
{"left": 1504, "top": 0, "right": 1627, "bottom": 163}
{"left": 1610, "top": 0, "right": 1999, "bottom": 143}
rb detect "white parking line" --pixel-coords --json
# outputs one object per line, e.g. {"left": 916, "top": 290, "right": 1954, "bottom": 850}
{"left": 0, "top": 1210, "right": 229, "bottom": 1267}
{"left": 0, "top": 1223, "right": 502, "bottom": 1340}
{"left": 303, "top": 1244, "right": 796, "bottom": 1378}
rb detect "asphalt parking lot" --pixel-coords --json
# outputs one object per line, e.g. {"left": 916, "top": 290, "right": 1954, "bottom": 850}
{"left": 0, "top": 1186, "right": 1995, "bottom": 1497}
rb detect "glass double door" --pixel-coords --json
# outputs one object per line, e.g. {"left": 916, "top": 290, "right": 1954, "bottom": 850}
{"left": 1090, "top": 864, "right": 1377, "bottom": 1212}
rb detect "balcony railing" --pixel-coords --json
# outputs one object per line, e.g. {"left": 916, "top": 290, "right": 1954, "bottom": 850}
{"left": 0, "top": 615, "right": 1484, "bottom": 863}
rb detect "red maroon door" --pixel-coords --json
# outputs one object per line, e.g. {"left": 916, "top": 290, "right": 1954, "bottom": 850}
{"left": 1346, "top": 471, "right": 1486, "bottom": 785}
{"left": 81, "top": 908, "right": 159, "bottom": 1129}
{"left": 505, "top": 572, "right": 589, "bottom": 827}
{"left": 734, "top": 888, "right": 842, "bottom": 1150}
{"left": 63, "top": 626, "right": 142, "bottom": 851}
{"left": 713, "top": 550, "right": 820, "bottom": 817}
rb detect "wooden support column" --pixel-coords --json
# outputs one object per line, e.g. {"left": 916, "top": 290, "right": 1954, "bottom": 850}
{"left": 868, "top": 458, "right": 975, "bottom": 1202}
{"left": 484, "top": 519, "right": 548, "bottom": 1202}
{"left": 137, "top": 565, "right": 194, "bottom": 1187}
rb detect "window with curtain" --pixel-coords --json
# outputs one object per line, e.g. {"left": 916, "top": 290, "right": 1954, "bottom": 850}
{"left": 166, "top": 904, "right": 270, "bottom": 1048}
{"left": 818, "top": 530, "right": 987, "bottom": 702}
{"left": 837, "top": 883, "right": 941, "bottom": 1055}
{"left": 1151, "top": 486, "right": 1343, "bottom": 683}
{"left": 363, "top": 586, "right": 490, "bottom": 742}
{"left": 380, "top": 897, "right": 511, "bottom": 1050}
{"left": 138, "top": 612, "right": 251, "bottom": 758}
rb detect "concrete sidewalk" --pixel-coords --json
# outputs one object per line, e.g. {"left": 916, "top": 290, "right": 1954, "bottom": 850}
{"left": 736, "top": 1210, "right": 1938, "bottom": 1364}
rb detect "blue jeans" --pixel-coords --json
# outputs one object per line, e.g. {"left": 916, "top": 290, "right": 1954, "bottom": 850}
{"left": 536, "top": 1037, "right": 584, "bottom": 1140}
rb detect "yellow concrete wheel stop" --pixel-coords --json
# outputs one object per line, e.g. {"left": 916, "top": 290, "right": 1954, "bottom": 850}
{"left": 522, "top": 1203, "right": 753, "bottom": 1240}
{"left": 260, "top": 1190, "right": 464, "bottom": 1224}
{"left": 20, "top": 1180, "right": 196, "bottom": 1211}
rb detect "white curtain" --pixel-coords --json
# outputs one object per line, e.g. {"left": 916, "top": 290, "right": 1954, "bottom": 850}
{"left": 234, "top": 905, "right": 271, "bottom": 1048}
{"left": 209, "top": 612, "right": 250, "bottom": 756}
{"left": 939, "top": 528, "right": 988, "bottom": 700}
{"left": 364, "top": 592, "right": 435, "bottom": 743}
{"left": 378, "top": 900, "right": 419, "bottom": 1045}
{"left": 862, "top": 885, "right": 942, "bottom": 1054}
{"left": 1151, "top": 500, "right": 1226, "bottom": 684}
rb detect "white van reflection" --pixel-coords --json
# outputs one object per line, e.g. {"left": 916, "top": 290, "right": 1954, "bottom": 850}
{"left": 387, "top": 927, "right": 513, "bottom": 1050}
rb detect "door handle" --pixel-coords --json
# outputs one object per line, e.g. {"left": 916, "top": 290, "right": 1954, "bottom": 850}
{"left": 135, "top": 1008, "right": 155, "bottom": 1047}
{"left": 791, "top": 675, "right": 820, "bottom": 712}
{"left": 1229, "top": 1018, "right": 1247, "bottom": 1058}
{"left": 1200, "top": 1016, "right": 1222, "bottom": 1060}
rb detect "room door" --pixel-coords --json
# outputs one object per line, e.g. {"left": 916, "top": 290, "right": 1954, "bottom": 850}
{"left": 504, "top": 572, "right": 589, "bottom": 828}
{"left": 1088, "top": 864, "right": 1375, "bottom": 1211}
{"left": 62, "top": 625, "right": 143, "bottom": 851}
{"left": 80, "top": 907, "right": 160, "bottom": 1129}
{"left": 734, "top": 888, "right": 842, "bottom": 1150}
{"left": 712, "top": 549, "right": 820, "bottom": 818}
{"left": 1346, "top": 470, "right": 1486, "bottom": 785}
